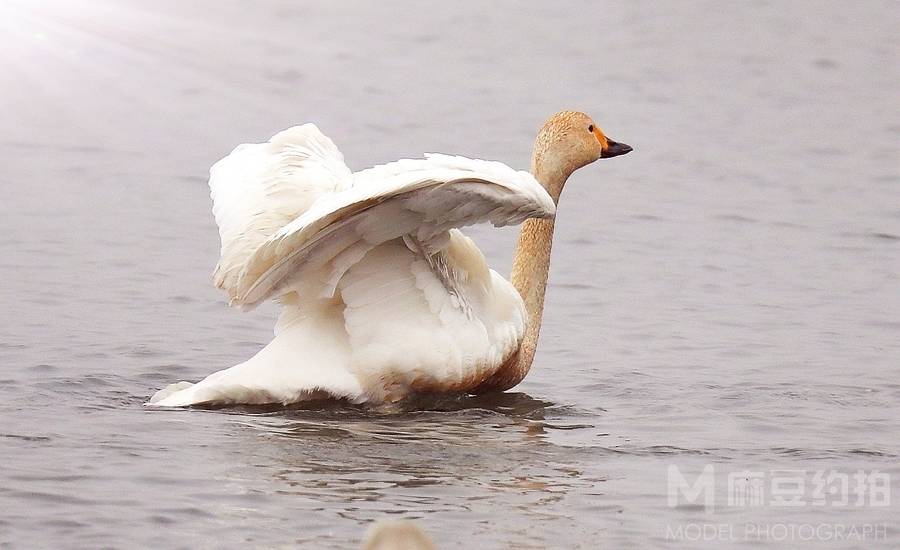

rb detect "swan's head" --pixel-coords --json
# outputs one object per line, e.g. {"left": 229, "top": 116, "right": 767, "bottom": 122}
{"left": 532, "top": 110, "right": 632, "bottom": 199}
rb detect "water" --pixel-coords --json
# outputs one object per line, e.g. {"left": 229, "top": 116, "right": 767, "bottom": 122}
{"left": 1, "top": 0, "right": 898, "bottom": 547}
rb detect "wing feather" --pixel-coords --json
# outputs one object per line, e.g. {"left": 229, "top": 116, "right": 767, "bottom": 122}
{"left": 208, "top": 124, "right": 351, "bottom": 294}
{"left": 230, "top": 154, "right": 555, "bottom": 308}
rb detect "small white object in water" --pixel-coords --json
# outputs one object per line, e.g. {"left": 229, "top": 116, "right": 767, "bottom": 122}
{"left": 362, "top": 520, "right": 435, "bottom": 550}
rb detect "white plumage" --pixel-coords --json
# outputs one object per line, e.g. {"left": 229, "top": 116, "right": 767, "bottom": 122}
{"left": 149, "top": 124, "right": 554, "bottom": 407}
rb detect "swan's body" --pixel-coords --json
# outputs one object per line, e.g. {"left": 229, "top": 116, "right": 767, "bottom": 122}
{"left": 150, "top": 112, "right": 630, "bottom": 407}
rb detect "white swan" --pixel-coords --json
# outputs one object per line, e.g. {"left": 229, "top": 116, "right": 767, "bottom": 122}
{"left": 149, "top": 111, "right": 631, "bottom": 407}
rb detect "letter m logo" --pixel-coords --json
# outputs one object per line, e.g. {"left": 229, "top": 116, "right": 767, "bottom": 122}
{"left": 668, "top": 464, "right": 715, "bottom": 511}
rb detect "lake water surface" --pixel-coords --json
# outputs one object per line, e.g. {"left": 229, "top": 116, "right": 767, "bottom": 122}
{"left": 1, "top": 0, "right": 898, "bottom": 548}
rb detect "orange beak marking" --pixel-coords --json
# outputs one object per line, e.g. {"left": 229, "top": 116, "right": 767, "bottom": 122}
{"left": 592, "top": 126, "right": 609, "bottom": 151}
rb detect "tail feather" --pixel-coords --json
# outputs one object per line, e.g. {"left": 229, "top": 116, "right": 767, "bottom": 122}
{"left": 147, "top": 310, "right": 364, "bottom": 407}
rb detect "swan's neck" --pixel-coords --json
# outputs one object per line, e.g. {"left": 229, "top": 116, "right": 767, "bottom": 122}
{"left": 478, "top": 161, "right": 567, "bottom": 392}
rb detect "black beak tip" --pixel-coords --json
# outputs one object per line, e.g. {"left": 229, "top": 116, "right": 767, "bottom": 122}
{"left": 601, "top": 140, "right": 633, "bottom": 158}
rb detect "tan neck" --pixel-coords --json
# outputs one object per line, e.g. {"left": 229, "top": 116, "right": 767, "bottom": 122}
{"left": 475, "top": 161, "right": 567, "bottom": 392}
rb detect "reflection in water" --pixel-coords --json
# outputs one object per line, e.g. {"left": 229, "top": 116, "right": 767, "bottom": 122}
{"left": 244, "top": 392, "right": 605, "bottom": 547}
{"left": 207, "top": 390, "right": 556, "bottom": 417}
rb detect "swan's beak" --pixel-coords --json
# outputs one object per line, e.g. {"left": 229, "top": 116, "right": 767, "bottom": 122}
{"left": 601, "top": 140, "right": 633, "bottom": 158}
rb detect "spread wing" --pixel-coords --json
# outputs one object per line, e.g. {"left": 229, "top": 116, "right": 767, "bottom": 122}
{"left": 208, "top": 124, "right": 352, "bottom": 294}
{"left": 227, "top": 153, "right": 556, "bottom": 309}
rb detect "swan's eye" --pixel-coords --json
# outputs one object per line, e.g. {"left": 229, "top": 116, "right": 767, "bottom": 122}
{"left": 587, "top": 125, "right": 594, "bottom": 133}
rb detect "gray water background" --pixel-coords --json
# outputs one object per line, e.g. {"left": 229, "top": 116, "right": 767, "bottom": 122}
{"left": 1, "top": 0, "right": 898, "bottom": 548}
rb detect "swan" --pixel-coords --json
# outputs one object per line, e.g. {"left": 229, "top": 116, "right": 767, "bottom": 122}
{"left": 149, "top": 111, "right": 631, "bottom": 407}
